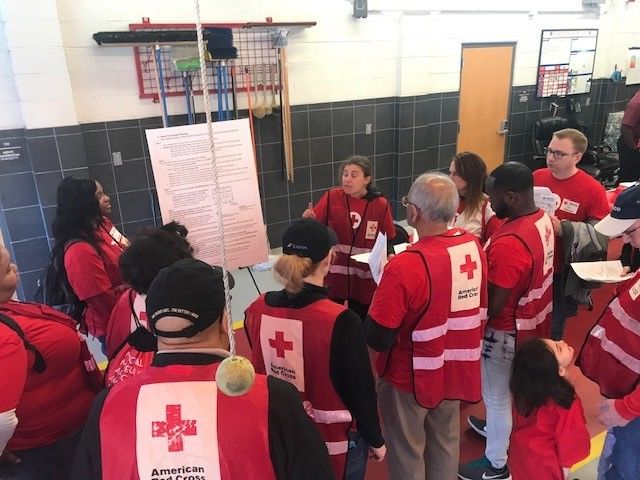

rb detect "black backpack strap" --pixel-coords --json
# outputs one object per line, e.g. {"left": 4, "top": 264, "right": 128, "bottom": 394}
{"left": 0, "top": 313, "right": 46, "bottom": 373}
{"left": 128, "top": 289, "right": 143, "bottom": 329}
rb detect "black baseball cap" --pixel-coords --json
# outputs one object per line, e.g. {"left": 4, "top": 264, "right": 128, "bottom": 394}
{"left": 146, "top": 258, "right": 235, "bottom": 338}
{"left": 282, "top": 219, "right": 338, "bottom": 263}
{"left": 595, "top": 184, "right": 640, "bottom": 237}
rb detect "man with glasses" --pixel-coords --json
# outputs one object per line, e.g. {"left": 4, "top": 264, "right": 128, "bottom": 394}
{"left": 365, "top": 173, "right": 487, "bottom": 480}
{"left": 533, "top": 128, "right": 609, "bottom": 340}
{"left": 578, "top": 183, "right": 640, "bottom": 479}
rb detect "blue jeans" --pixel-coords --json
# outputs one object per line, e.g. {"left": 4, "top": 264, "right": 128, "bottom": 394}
{"left": 482, "top": 327, "right": 516, "bottom": 469}
{"left": 0, "top": 430, "right": 81, "bottom": 480}
{"left": 606, "top": 417, "right": 640, "bottom": 480}
{"left": 345, "top": 431, "right": 368, "bottom": 480}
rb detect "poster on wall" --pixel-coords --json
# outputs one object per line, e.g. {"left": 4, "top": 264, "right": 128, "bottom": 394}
{"left": 145, "top": 119, "right": 269, "bottom": 271}
{"left": 626, "top": 47, "right": 640, "bottom": 86}
{"left": 536, "top": 29, "right": 598, "bottom": 98}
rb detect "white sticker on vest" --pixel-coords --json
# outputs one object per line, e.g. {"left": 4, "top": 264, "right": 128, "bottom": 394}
{"left": 448, "top": 242, "right": 482, "bottom": 312}
{"left": 535, "top": 214, "right": 555, "bottom": 276}
{"left": 130, "top": 292, "right": 148, "bottom": 332}
{"left": 365, "top": 221, "right": 379, "bottom": 240}
{"left": 260, "top": 315, "right": 305, "bottom": 392}
{"left": 559, "top": 198, "right": 580, "bottom": 215}
{"left": 136, "top": 382, "right": 221, "bottom": 480}
{"left": 629, "top": 277, "right": 640, "bottom": 301}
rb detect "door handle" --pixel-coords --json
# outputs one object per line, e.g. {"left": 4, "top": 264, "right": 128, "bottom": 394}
{"left": 497, "top": 119, "right": 509, "bottom": 135}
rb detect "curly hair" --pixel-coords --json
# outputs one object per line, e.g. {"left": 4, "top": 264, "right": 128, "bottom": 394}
{"left": 119, "top": 222, "right": 194, "bottom": 294}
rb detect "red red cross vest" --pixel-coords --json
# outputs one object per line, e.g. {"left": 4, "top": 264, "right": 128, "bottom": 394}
{"left": 579, "top": 270, "right": 640, "bottom": 398}
{"left": 322, "top": 188, "right": 394, "bottom": 305}
{"left": 245, "top": 296, "right": 353, "bottom": 479}
{"left": 377, "top": 229, "right": 488, "bottom": 409}
{"left": 486, "top": 209, "right": 554, "bottom": 343}
{"left": 99, "top": 361, "right": 276, "bottom": 480}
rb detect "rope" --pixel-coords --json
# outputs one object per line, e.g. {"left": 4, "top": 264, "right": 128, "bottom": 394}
{"left": 194, "top": 0, "right": 235, "bottom": 355}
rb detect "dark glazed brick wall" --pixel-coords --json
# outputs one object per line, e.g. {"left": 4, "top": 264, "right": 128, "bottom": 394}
{"left": 3, "top": 78, "right": 638, "bottom": 294}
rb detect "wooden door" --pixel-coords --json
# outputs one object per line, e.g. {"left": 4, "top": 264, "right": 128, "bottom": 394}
{"left": 457, "top": 44, "right": 515, "bottom": 172}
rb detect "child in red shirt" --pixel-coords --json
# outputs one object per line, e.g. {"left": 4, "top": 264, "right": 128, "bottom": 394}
{"left": 509, "top": 338, "right": 590, "bottom": 480}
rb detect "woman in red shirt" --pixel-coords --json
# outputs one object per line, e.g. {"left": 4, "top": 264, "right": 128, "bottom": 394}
{"left": 105, "top": 221, "right": 193, "bottom": 359}
{"left": 509, "top": 337, "right": 590, "bottom": 480}
{"left": 302, "top": 156, "right": 395, "bottom": 320}
{"left": 49, "top": 177, "right": 125, "bottom": 347}
{"left": 0, "top": 246, "right": 96, "bottom": 479}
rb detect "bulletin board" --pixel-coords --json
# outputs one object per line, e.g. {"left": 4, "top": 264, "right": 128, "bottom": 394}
{"left": 536, "top": 29, "right": 598, "bottom": 98}
{"left": 626, "top": 47, "right": 640, "bottom": 86}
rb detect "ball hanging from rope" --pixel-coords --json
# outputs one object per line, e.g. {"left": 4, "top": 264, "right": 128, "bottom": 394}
{"left": 216, "top": 355, "right": 256, "bottom": 396}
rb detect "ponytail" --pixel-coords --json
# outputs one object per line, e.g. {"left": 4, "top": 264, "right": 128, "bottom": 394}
{"left": 274, "top": 255, "right": 315, "bottom": 294}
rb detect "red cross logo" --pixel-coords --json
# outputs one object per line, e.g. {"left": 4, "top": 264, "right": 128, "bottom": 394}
{"left": 350, "top": 211, "right": 362, "bottom": 229}
{"left": 139, "top": 311, "right": 148, "bottom": 322}
{"left": 269, "top": 331, "right": 294, "bottom": 358}
{"left": 545, "top": 225, "right": 552, "bottom": 244}
{"left": 152, "top": 404, "right": 197, "bottom": 452}
{"left": 459, "top": 254, "right": 478, "bottom": 280}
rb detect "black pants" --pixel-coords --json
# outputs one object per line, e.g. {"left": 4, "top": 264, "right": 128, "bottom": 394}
{"left": 617, "top": 136, "right": 640, "bottom": 183}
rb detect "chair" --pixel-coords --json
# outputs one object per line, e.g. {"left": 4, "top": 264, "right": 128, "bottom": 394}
{"left": 531, "top": 116, "right": 601, "bottom": 179}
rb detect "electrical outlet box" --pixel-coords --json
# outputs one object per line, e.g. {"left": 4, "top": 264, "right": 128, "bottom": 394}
{"left": 365, "top": 123, "right": 373, "bottom": 135}
{"left": 112, "top": 151, "right": 123, "bottom": 166}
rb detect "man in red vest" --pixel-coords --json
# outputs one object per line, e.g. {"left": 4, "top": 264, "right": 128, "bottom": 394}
{"left": 460, "top": 162, "right": 555, "bottom": 480}
{"left": 71, "top": 258, "right": 333, "bottom": 480}
{"left": 579, "top": 184, "right": 640, "bottom": 479}
{"left": 366, "top": 172, "right": 488, "bottom": 480}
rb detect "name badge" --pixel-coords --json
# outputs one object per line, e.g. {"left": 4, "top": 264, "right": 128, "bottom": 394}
{"left": 365, "top": 221, "right": 379, "bottom": 240}
{"left": 559, "top": 199, "right": 580, "bottom": 215}
{"left": 629, "top": 277, "right": 640, "bottom": 301}
{"left": 109, "top": 225, "right": 123, "bottom": 243}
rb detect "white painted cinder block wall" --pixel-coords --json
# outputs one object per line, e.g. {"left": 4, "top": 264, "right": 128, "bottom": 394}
{"left": 2, "top": 0, "right": 640, "bottom": 128}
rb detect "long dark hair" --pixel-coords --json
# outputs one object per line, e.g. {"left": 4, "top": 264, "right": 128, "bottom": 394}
{"left": 51, "top": 177, "right": 102, "bottom": 256}
{"left": 119, "top": 222, "right": 194, "bottom": 294}
{"left": 510, "top": 338, "right": 576, "bottom": 417}
{"left": 452, "top": 152, "right": 487, "bottom": 219}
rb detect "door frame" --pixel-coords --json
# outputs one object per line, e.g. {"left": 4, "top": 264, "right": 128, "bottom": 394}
{"left": 458, "top": 42, "right": 517, "bottom": 164}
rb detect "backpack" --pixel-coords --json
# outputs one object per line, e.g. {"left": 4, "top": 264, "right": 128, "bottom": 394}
{"left": 40, "top": 240, "right": 86, "bottom": 325}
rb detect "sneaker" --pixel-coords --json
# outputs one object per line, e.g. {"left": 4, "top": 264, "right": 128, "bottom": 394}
{"left": 458, "top": 456, "right": 511, "bottom": 480}
{"left": 467, "top": 415, "right": 487, "bottom": 438}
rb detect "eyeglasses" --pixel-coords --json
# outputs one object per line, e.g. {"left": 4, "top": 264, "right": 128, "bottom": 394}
{"left": 401, "top": 196, "right": 418, "bottom": 209}
{"left": 400, "top": 195, "right": 418, "bottom": 208}
{"left": 544, "top": 147, "right": 578, "bottom": 161}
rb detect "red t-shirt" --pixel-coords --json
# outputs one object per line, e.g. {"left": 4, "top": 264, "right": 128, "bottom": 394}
{"left": 622, "top": 90, "right": 640, "bottom": 145}
{"left": 368, "top": 235, "right": 444, "bottom": 393}
{"left": 0, "top": 301, "right": 95, "bottom": 451}
{"left": 533, "top": 168, "right": 609, "bottom": 270}
{"left": 486, "top": 235, "right": 532, "bottom": 331}
{"left": 64, "top": 229, "right": 124, "bottom": 337}
{"left": 509, "top": 397, "right": 590, "bottom": 480}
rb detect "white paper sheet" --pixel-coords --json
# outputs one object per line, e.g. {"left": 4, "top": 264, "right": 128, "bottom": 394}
{"left": 570, "top": 260, "right": 633, "bottom": 283}
{"left": 368, "top": 232, "right": 388, "bottom": 285}
{"left": 534, "top": 186, "right": 557, "bottom": 215}
{"left": 145, "top": 120, "right": 268, "bottom": 271}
